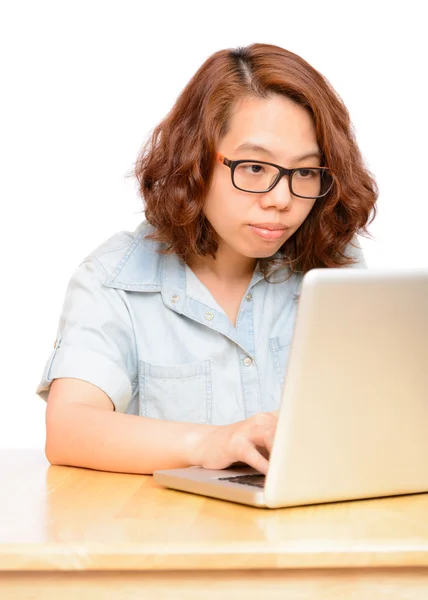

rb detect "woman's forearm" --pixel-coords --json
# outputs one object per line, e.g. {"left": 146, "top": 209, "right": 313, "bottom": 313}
{"left": 46, "top": 403, "right": 217, "bottom": 474}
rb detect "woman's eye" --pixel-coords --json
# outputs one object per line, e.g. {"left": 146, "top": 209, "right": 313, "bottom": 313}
{"left": 296, "top": 168, "right": 315, "bottom": 178}
{"left": 244, "top": 164, "right": 264, "bottom": 174}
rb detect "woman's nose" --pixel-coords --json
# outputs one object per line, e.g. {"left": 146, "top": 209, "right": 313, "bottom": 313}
{"left": 258, "top": 175, "right": 293, "bottom": 211}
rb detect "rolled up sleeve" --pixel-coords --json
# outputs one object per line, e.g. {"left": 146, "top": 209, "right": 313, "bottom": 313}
{"left": 36, "top": 258, "right": 136, "bottom": 413}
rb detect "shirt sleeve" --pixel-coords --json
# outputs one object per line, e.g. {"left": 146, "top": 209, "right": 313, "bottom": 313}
{"left": 36, "top": 258, "right": 137, "bottom": 413}
{"left": 345, "top": 234, "right": 367, "bottom": 268}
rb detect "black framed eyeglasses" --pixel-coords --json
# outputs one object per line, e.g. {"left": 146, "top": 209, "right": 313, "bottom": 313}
{"left": 216, "top": 152, "right": 335, "bottom": 199}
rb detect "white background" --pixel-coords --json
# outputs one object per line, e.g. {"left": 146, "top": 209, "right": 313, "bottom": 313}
{"left": 1, "top": 0, "right": 427, "bottom": 449}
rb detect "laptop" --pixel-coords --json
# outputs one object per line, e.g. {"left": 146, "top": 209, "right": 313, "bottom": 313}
{"left": 153, "top": 268, "right": 428, "bottom": 508}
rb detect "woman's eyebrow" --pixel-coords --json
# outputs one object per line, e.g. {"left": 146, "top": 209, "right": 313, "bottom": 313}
{"left": 234, "top": 142, "right": 320, "bottom": 162}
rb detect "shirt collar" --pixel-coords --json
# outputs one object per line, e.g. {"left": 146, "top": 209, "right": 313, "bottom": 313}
{"left": 102, "top": 221, "right": 267, "bottom": 298}
{"left": 102, "top": 222, "right": 181, "bottom": 292}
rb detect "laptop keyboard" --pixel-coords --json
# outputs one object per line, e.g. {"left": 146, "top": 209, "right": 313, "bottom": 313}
{"left": 218, "top": 474, "right": 266, "bottom": 488}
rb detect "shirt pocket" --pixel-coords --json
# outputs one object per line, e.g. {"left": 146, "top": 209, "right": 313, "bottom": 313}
{"left": 269, "top": 331, "right": 294, "bottom": 387}
{"left": 139, "top": 359, "right": 212, "bottom": 424}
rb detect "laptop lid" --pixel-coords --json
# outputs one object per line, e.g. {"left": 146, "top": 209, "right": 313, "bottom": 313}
{"left": 265, "top": 268, "right": 428, "bottom": 508}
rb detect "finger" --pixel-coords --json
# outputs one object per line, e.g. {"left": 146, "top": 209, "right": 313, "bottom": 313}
{"left": 248, "top": 424, "right": 276, "bottom": 453}
{"left": 263, "top": 427, "right": 276, "bottom": 454}
{"left": 236, "top": 438, "right": 269, "bottom": 475}
{"left": 254, "top": 429, "right": 275, "bottom": 457}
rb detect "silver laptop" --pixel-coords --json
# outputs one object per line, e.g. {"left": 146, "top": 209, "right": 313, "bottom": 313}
{"left": 154, "top": 268, "right": 428, "bottom": 508}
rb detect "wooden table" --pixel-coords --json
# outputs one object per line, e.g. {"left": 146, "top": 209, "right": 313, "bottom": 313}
{"left": 1, "top": 450, "right": 428, "bottom": 599}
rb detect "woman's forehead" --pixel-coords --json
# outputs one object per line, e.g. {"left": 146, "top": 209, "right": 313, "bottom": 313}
{"left": 223, "top": 95, "right": 318, "bottom": 160}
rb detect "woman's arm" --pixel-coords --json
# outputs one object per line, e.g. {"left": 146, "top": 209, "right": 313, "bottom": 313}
{"left": 46, "top": 378, "right": 276, "bottom": 475}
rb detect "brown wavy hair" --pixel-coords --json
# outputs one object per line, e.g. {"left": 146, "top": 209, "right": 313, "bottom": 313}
{"left": 130, "top": 43, "right": 378, "bottom": 277}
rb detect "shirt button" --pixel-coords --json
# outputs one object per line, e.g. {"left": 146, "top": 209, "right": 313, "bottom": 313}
{"left": 246, "top": 293, "right": 253, "bottom": 301}
{"left": 205, "top": 311, "right": 214, "bottom": 321}
{"left": 170, "top": 294, "right": 180, "bottom": 303}
{"left": 243, "top": 356, "right": 253, "bottom": 367}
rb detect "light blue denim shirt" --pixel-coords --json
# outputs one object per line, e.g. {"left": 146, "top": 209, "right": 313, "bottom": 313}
{"left": 36, "top": 221, "right": 366, "bottom": 425}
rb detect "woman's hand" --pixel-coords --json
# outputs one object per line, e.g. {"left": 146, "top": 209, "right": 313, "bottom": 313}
{"left": 187, "top": 411, "right": 279, "bottom": 475}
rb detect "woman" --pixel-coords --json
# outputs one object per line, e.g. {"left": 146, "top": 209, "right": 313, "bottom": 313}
{"left": 37, "top": 43, "right": 378, "bottom": 475}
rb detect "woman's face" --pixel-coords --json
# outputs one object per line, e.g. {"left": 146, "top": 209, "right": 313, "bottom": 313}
{"left": 203, "top": 93, "right": 321, "bottom": 260}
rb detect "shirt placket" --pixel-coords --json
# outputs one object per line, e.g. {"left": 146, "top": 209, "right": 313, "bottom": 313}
{"left": 161, "top": 254, "right": 265, "bottom": 417}
{"left": 235, "top": 284, "right": 264, "bottom": 418}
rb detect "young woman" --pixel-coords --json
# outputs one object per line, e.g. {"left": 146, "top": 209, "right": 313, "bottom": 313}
{"left": 37, "top": 43, "right": 378, "bottom": 476}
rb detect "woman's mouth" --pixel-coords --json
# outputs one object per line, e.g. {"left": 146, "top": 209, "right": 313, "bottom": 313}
{"left": 249, "top": 224, "right": 287, "bottom": 241}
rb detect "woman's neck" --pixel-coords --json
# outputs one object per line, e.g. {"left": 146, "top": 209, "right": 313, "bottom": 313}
{"left": 188, "top": 243, "right": 257, "bottom": 285}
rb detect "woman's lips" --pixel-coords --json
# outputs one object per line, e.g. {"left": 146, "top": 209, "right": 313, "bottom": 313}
{"left": 249, "top": 225, "right": 287, "bottom": 240}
